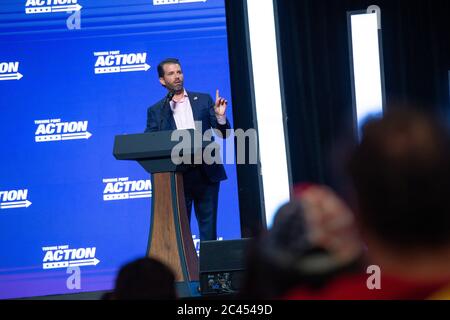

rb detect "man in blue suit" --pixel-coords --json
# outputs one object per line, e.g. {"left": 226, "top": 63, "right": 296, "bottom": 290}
{"left": 145, "top": 58, "right": 230, "bottom": 241}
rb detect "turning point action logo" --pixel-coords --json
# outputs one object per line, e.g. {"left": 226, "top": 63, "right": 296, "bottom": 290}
{"left": 25, "top": 0, "right": 82, "bottom": 30}
{"left": 94, "top": 51, "right": 150, "bottom": 75}
{"left": 0, "top": 189, "right": 32, "bottom": 210}
{"left": 25, "top": 0, "right": 82, "bottom": 14}
{"left": 0, "top": 62, "right": 23, "bottom": 81}
{"left": 34, "top": 119, "right": 92, "bottom": 143}
{"left": 42, "top": 245, "right": 100, "bottom": 270}
{"left": 103, "top": 177, "right": 152, "bottom": 201}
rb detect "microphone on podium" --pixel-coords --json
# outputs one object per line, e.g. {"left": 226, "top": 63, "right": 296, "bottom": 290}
{"left": 159, "top": 90, "right": 176, "bottom": 130}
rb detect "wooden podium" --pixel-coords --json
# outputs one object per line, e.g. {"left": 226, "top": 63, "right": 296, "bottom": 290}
{"left": 113, "top": 130, "right": 202, "bottom": 296}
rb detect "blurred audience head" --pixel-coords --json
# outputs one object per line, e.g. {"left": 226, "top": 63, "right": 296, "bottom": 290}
{"left": 240, "top": 185, "right": 364, "bottom": 299}
{"left": 349, "top": 109, "right": 450, "bottom": 249}
{"left": 113, "top": 257, "right": 177, "bottom": 300}
{"left": 291, "top": 184, "right": 363, "bottom": 269}
{"left": 350, "top": 109, "right": 450, "bottom": 282}
{"left": 262, "top": 185, "right": 363, "bottom": 275}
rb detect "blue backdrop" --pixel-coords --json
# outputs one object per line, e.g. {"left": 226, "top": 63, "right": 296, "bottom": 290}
{"left": 0, "top": 0, "right": 240, "bottom": 299}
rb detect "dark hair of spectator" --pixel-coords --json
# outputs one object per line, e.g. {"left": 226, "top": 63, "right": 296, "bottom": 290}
{"left": 348, "top": 109, "right": 450, "bottom": 249}
{"left": 114, "top": 257, "right": 177, "bottom": 300}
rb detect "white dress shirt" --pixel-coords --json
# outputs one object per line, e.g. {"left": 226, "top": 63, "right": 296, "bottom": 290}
{"left": 170, "top": 90, "right": 227, "bottom": 130}
{"left": 170, "top": 90, "right": 196, "bottom": 130}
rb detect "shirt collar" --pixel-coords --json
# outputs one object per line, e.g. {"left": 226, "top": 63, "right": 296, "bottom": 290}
{"left": 170, "top": 90, "right": 189, "bottom": 111}
{"left": 172, "top": 89, "right": 188, "bottom": 103}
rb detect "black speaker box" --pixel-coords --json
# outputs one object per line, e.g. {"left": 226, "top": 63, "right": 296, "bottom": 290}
{"left": 199, "top": 238, "right": 251, "bottom": 295}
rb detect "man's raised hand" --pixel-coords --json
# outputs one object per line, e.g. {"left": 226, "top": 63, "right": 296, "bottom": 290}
{"left": 214, "top": 89, "right": 228, "bottom": 117}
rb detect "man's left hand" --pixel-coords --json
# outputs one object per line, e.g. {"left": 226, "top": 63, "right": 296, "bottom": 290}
{"left": 214, "top": 89, "right": 228, "bottom": 117}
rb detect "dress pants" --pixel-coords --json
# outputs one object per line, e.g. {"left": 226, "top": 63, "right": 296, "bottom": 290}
{"left": 183, "top": 166, "right": 220, "bottom": 242}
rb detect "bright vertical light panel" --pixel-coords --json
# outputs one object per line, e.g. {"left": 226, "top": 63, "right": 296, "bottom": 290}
{"left": 350, "top": 12, "right": 384, "bottom": 136}
{"left": 246, "top": 0, "right": 291, "bottom": 228}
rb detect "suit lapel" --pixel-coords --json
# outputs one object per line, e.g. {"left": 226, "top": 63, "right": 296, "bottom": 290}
{"left": 168, "top": 113, "right": 176, "bottom": 130}
{"left": 187, "top": 91, "right": 200, "bottom": 122}
{"left": 187, "top": 91, "right": 203, "bottom": 131}
{"left": 160, "top": 100, "right": 176, "bottom": 130}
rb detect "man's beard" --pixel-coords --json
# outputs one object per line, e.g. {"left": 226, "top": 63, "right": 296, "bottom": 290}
{"left": 168, "top": 81, "right": 184, "bottom": 93}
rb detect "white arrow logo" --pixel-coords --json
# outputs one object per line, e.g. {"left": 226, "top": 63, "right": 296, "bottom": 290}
{"left": 0, "top": 200, "right": 32, "bottom": 210}
{"left": 95, "top": 64, "right": 151, "bottom": 74}
{"left": 35, "top": 132, "right": 92, "bottom": 142}
{"left": 69, "top": 258, "right": 100, "bottom": 267}
{"left": 52, "top": 4, "right": 82, "bottom": 13}
{"left": 43, "top": 258, "right": 100, "bottom": 270}
{"left": 120, "top": 64, "right": 151, "bottom": 72}
{"left": 0, "top": 73, "right": 23, "bottom": 81}
{"left": 104, "top": 191, "right": 152, "bottom": 201}
{"left": 62, "top": 132, "right": 92, "bottom": 141}
{"left": 26, "top": 4, "right": 82, "bottom": 14}
{"left": 153, "top": 0, "right": 207, "bottom": 5}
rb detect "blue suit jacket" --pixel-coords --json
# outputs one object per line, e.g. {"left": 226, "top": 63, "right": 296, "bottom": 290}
{"left": 145, "top": 91, "right": 230, "bottom": 183}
